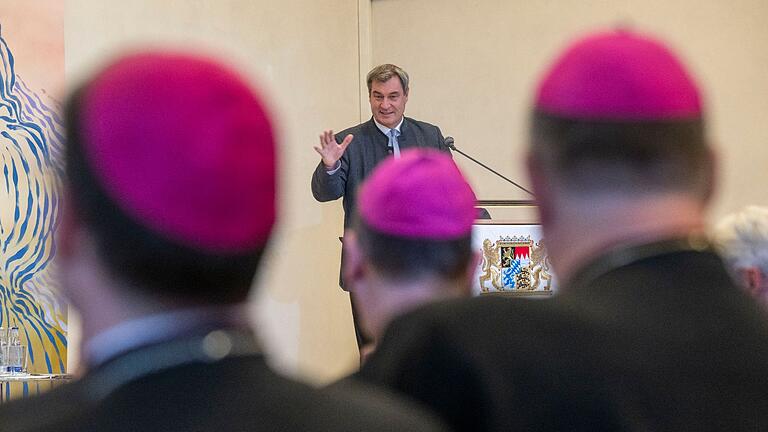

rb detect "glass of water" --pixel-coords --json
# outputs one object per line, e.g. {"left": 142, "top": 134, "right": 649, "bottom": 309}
{"left": 0, "top": 327, "right": 7, "bottom": 375}
{"left": 7, "top": 344, "right": 26, "bottom": 375}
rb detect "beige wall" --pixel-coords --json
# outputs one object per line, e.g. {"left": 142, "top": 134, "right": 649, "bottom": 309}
{"left": 65, "top": 0, "right": 363, "bottom": 383}
{"left": 62, "top": 0, "right": 768, "bottom": 383}
{"left": 372, "top": 0, "right": 768, "bottom": 217}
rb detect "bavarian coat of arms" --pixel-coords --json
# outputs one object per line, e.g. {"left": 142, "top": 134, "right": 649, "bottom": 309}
{"left": 479, "top": 236, "right": 552, "bottom": 295}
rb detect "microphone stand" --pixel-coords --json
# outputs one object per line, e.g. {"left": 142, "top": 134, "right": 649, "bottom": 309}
{"left": 445, "top": 138, "right": 535, "bottom": 197}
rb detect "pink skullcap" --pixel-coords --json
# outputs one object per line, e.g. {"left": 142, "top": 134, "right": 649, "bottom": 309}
{"left": 80, "top": 51, "right": 276, "bottom": 253}
{"left": 535, "top": 29, "right": 703, "bottom": 120}
{"left": 358, "top": 149, "right": 477, "bottom": 239}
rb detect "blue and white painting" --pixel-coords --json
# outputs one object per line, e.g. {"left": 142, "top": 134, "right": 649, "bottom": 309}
{"left": 0, "top": 3, "right": 66, "bottom": 375}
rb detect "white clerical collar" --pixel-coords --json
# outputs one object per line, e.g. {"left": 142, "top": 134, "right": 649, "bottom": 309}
{"left": 373, "top": 117, "right": 404, "bottom": 136}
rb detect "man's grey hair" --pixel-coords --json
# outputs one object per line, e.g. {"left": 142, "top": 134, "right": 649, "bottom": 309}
{"left": 713, "top": 206, "right": 768, "bottom": 275}
{"left": 366, "top": 64, "right": 409, "bottom": 95}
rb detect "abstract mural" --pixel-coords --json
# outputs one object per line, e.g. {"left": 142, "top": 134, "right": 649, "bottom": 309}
{"left": 0, "top": 1, "right": 66, "bottom": 374}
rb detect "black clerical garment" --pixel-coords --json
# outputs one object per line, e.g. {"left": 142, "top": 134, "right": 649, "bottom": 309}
{"left": 359, "top": 238, "right": 768, "bottom": 431}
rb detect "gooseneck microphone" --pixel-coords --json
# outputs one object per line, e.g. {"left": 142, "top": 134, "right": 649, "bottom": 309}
{"left": 444, "top": 136, "right": 535, "bottom": 197}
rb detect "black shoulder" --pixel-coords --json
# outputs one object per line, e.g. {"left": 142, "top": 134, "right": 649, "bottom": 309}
{"left": 320, "top": 380, "right": 448, "bottom": 431}
{"left": 0, "top": 381, "right": 85, "bottom": 432}
{"left": 378, "top": 295, "right": 563, "bottom": 351}
{"left": 334, "top": 120, "right": 373, "bottom": 142}
{"left": 404, "top": 117, "right": 442, "bottom": 134}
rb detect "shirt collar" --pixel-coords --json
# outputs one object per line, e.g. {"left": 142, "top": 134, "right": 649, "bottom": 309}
{"left": 84, "top": 304, "right": 251, "bottom": 368}
{"left": 373, "top": 117, "right": 404, "bottom": 136}
{"left": 567, "top": 234, "right": 714, "bottom": 293}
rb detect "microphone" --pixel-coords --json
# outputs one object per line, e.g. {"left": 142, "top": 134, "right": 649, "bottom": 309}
{"left": 444, "top": 136, "right": 535, "bottom": 197}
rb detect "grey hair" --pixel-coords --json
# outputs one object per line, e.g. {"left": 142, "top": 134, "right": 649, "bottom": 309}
{"left": 366, "top": 64, "right": 409, "bottom": 95}
{"left": 713, "top": 206, "right": 768, "bottom": 275}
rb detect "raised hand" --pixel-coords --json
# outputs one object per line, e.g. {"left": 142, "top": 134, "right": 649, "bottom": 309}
{"left": 314, "top": 130, "right": 353, "bottom": 169}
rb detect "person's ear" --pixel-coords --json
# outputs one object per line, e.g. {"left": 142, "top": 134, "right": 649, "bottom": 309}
{"left": 342, "top": 230, "right": 367, "bottom": 293}
{"left": 743, "top": 267, "right": 763, "bottom": 294}
{"left": 54, "top": 187, "right": 101, "bottom": 315}
{"left": 57, "top": 187, "right": 80, "bottom": 261}
{"left": 699, "top": 145, "right": 718, "bottom": 205}
{"left": 461, "top": 250, "right": 482, "bottom": 296}
{"left": 526, "top": 151, "right": 554, "bottom": 227}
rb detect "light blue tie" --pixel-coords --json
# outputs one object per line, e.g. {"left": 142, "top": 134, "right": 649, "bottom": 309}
{"left": 388, "top": 128, "right": 401, "bottom": 158}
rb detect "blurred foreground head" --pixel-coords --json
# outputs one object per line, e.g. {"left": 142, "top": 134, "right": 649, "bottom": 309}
{"left": 527, "top": 30, "right": 714, "bottom": 282}
{"left": 345, "top": 149, "right": 477, "bottom": 339}
{"left": 714, "top": 206, "right": 768, "bottom": 303}
{"left": 63, "top": 51, "right": 277, "bottom": 305}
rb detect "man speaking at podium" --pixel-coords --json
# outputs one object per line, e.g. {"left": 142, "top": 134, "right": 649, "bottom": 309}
{"left": 311, "top": 64, "right": 450, "bottom": 348}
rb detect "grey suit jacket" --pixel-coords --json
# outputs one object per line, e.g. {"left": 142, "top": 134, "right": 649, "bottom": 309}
{"left": 311, "top": 117, "right": 449, "bottom": 230}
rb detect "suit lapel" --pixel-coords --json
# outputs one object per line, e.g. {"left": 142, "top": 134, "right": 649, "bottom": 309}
{"left": 399, "top": 117, "right": 424, "bottom": 150}
{"left": 363, "top": 118, "right": 390, "bottom": 162}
